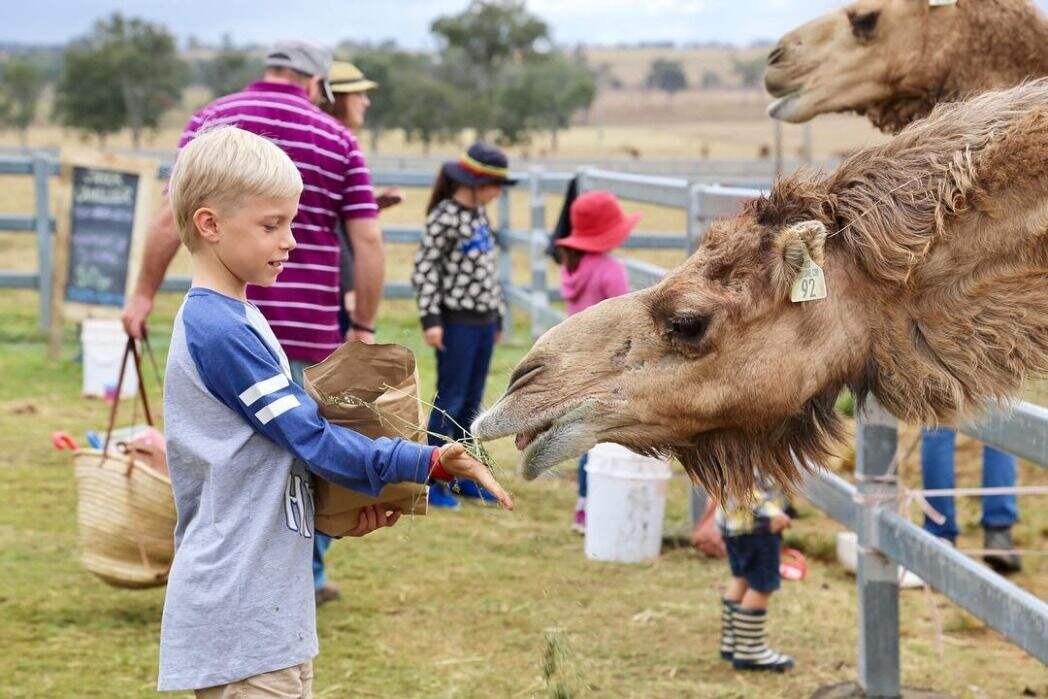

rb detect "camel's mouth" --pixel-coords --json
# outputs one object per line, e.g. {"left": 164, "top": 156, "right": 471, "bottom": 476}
{"left": 514, "top": 421, "right": 552, "bottom": 451}
{"left": 767, "top": 89, "right": 808, "bottom": 122}
{"left": 474, "top": 400, "right": 600, "bottom": 481}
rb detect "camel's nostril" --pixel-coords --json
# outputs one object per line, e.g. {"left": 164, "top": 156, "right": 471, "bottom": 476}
{"left": 506, "top": 362, "right": 544, "bottom": 395}
{"left": 768, "top": 45, "right": 786, "bottom": 66}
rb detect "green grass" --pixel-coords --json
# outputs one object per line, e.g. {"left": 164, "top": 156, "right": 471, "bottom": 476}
{"left": 0, "top": 290, "right": 1046, "bottom": 698}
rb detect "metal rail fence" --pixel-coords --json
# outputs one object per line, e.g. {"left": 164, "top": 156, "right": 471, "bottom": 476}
{"left": 2, "top": 155, "right": 1046, "bottom": 697}
{"left": 510, "top": 168, "right": 1048, "bottom": 698}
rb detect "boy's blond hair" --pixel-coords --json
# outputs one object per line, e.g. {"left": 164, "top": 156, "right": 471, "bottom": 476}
{"left": 168, "top": 126, "right": 303, "bottom": 250}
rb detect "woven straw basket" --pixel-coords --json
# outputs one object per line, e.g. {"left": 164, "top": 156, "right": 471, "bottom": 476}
{"left": 71, "top": 337, "right": 175, "bottom": 589}
{"left": 73, "top": 447, "right": 176, "bottom": 588}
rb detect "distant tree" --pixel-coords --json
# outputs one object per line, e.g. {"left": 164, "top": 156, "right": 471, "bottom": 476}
{"left": 731, "top": 54, "right": 766, "bottom": 89}
{"left": 0, "top": 100, "right": 10, "bottom": 141}
{"left": 199, "top": 34, "right": 262, "bottom": 98}
{"left": 495, "top": 53, "right": 596, "bottom": 150}
{"left": 431, "top": 0, "right": 550, "bottom": 137}
{"left": 53, "top": 41, "right": 125, "bottom": 145}
{"left": 700, "top": 69, "right": 722, "bottom": 90}
{"left": 53, "top": 14, "right": 188, "bottom": 148}
{"left": 0, "top": 57, "right": 46, "bottom": 146}
{"left": 397, "top": 72, "right": 464, "bottom": 154}
{"left": 350, "top": 48, "right": 430, "bottom": 153}
{"left": 594, "top": 61, "right": 622, "bottom": 91}
{"left": 431, "top": 0, "right": 548, "bottom": 70}
{"left": 645, "top": 58, "right": 688, "bottom": 99}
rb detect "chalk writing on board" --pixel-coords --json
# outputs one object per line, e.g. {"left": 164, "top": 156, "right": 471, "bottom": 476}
{"left": 65, "top": 167, "right": 138, "bottom": 307}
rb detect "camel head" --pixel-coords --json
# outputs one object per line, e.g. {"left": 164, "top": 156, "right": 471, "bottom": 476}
{"left": 475, "top": 204, "right": 873, "bottom": 498}
{"left": 765, "top": 0, "right": 1048, "bottom": 133}
{"left": 476, "top": 80, "right": 1048, "bottom": 498}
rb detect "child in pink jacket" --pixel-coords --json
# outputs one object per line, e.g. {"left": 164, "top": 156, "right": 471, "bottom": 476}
{"left": 555, "top": 190, "right": 640, "bottom": 531}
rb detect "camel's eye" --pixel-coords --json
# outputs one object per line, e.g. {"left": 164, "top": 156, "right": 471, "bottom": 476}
{"left": 668, "top": 314, "right": 710, "bottom": 342}
{"left": 848, "top": 10, "right": 880, "bottom": 40}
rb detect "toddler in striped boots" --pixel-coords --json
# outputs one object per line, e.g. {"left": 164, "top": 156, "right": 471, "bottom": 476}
{"left": 717, "top": 478, "right": 795, "bottom": 672}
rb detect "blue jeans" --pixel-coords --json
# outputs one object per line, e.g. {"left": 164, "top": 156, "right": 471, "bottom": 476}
{"left": 426, "top": 321, "right": 497, "bottom": 446}
{"left": 291, "top": 360, "right": 333, "bottom": 590}
{"left": 920, "top": 427, "right": 1019, "bottom": 541}
{"left": 577, "top": 454, "right": 588, "bottom": 498}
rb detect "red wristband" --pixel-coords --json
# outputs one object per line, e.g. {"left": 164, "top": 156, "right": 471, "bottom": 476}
{"left": 429, "top": 448, "right": 453, "bottom": 482}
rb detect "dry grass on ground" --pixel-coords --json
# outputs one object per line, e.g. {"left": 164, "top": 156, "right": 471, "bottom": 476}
{"left": 0, "top": 90, "right": 1045, "bottom": 695}
{"left": 0, "top": 289, "right": 1045, "bottom": 698}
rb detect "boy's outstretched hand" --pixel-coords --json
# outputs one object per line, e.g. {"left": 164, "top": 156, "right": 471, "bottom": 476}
{"left": 436, "top": 443, "right": 515, "bottom": 510}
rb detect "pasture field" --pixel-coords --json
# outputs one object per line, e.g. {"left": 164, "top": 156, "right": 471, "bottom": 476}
{"left": 1, "top": 60, "right": 890, "bottom": 162}
{"left": 0, "top": 292, "right": 1045, "bottom": 697}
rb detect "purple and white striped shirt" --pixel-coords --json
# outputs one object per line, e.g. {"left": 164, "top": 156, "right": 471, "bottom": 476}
{"left": 178, "top": 81, "right": 377, "bottom": 363}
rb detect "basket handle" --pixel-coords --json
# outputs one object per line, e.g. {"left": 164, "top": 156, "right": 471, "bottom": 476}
{"left": 101, "top": 336, "right": 155, "bottom": 458}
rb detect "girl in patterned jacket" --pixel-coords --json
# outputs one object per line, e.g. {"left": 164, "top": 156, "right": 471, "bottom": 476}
{"left": 411, "top": 142, "right": 517, "bottom": 509}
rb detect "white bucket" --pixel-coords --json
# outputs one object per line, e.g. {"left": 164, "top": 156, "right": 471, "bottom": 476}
{"left": 836, "top": 531, "right": 924, "bottom": 589}
{"left": 584, "top": 443, "right": 672, "bottom": 563}
{"left": 81, "top": 319, "right": 137, "bottom": 399}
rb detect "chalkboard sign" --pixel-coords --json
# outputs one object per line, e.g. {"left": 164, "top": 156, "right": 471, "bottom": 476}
{"left": 65, "top": 166, "right": 139, "bottom": 307}
{"left": 50, "top": 152, "right": 157, "bottom": 352}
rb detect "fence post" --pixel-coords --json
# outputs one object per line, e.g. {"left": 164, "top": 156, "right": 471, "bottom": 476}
{"left": 528, "top": 167, "right": 548, "bottom": 341}
{"left": 33, "top": 152, "right": 52, "bottom": 334}
{"left": 686, "top": 183, "right": 702, "bottom": 256}
{"left": 855, "top": 399, "right": 901, "bottom": 698}
{"left": 497, "top": 187, "right": 513, "bottom": 340}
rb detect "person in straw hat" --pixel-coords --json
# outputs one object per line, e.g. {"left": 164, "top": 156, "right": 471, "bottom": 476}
{"left": 313, "top": 60, "right": 406, "bottom": 605}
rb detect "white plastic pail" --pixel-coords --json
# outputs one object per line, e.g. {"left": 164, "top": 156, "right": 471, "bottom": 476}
{"left": 836, "top": 531, "right": 924, "bottom": 588}
{"left": 81, "top": 319, "right": 137, "bottom": 399}
{"left": 584, "top": 443, "right": 672, "bottom": 563}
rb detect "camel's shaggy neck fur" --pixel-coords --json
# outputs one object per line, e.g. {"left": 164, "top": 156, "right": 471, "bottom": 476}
{"left": 760, "top": 81, "right": 1048, "bottom": 426}
{"left": 667, "top": 83, "right": 1048, "bottom": 494}
{"left": 866, "top": 1, "right": 1048, "bottom": 132}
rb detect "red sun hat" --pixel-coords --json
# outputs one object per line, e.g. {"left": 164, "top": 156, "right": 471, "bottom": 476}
{"left": 556, "top": 190, "right": 641, "bottom": 253}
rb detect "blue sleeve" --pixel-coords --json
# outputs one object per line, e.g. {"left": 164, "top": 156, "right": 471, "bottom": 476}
{"left": 185, "top": 309, "right": 435, "bottom": 496}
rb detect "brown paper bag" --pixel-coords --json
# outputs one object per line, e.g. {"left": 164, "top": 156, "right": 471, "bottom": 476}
{"left": 303, "top": 342, "right": 429, "bottom": 537}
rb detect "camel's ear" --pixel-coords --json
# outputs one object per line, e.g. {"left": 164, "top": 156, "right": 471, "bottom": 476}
{"left": 798, "top": 219, "right": 828, "bottom": 266}
{"left": 773, "top": 220, "right": 828, "bottom": 294}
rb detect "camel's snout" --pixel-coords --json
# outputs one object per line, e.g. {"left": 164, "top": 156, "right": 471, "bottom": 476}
{"left": 767, "top": 43, "right": 787, "bottom": 68}
{"left": 505, "top": 361, "right": 544, "bottom": 397}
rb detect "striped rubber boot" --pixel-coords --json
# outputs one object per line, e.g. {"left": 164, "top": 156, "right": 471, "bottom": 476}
{"left": 731, "top": 607, "right": 795, "bottom": 672}
{"left": 719, "top": 598, "right": 736, "bottom": 661}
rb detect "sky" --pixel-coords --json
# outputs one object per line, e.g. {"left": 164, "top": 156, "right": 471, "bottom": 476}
{"left": 8, "top": 1, "right": 1048, "bottom": 50}
{"left": 0, "top": 0, "right": 1009, "bottom": 49}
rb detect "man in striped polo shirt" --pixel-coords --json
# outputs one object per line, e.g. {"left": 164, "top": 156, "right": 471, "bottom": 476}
{"left": 123, "top": 40, "right": 382, "bottom": 357}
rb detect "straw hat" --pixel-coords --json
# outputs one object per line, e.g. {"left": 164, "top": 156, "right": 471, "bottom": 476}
{"left": 329, "top": 61, "right": 378, "bottom": 94}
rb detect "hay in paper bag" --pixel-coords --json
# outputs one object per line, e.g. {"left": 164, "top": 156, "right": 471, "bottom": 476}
{"left": 303, "top": 342, "right": 429, "bottom": 537}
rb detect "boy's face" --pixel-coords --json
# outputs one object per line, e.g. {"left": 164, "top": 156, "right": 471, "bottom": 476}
{"left": 201, "top": 195, "right": 299, "bottom": 287}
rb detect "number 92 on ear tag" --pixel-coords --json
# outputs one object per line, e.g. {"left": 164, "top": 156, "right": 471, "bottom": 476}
{"left": 790, "top": 252, "right": 828, "bottom": 303}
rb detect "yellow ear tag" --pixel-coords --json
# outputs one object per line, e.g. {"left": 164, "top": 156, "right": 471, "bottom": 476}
{"left": 790, "top": 246, "right": 828, "bottom": 303}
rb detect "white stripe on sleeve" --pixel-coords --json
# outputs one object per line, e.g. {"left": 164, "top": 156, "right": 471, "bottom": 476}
{"left": 255, "top": 395, "right": 301, "bottom": 424}
{"left": 238, "top": 373, "right": 290, "bottom": 406}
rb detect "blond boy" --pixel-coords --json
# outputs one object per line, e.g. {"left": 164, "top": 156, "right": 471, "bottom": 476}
{"left": 157, "top": 126, "right": 512, "bottom": 696}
